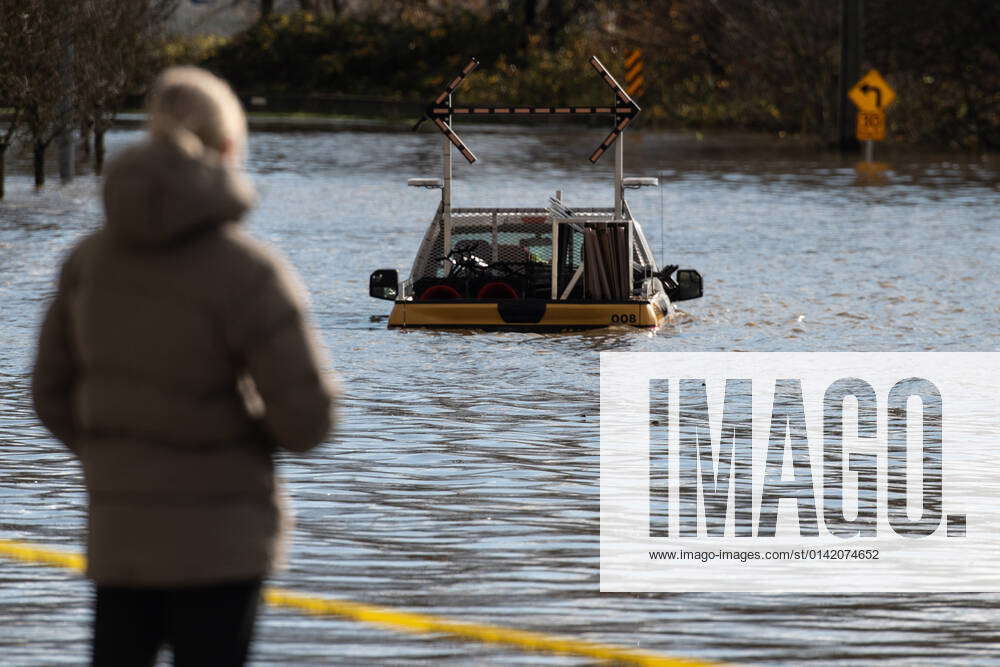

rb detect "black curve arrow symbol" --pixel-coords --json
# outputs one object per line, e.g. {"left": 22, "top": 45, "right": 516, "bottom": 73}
{"left": 860, "top": 84, "right": 882, "bottom": 109}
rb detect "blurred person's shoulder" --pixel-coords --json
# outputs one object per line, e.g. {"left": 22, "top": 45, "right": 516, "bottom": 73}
{"left": 210, "top": 225, "right": 312, "bottom": 306}
{"left": 51, "top": 228, "right": 110, "bottom": 290}
{"left": 213, "top": 225, "right": 292, "bottom": 276}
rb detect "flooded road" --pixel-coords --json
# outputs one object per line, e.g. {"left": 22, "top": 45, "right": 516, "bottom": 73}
{"left": 1, "top": 125, "right": 999, "bottom": 664}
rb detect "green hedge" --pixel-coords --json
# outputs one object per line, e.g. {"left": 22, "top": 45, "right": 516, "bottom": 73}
{"left": 165, "top": 7, "right": 997, "bottom": 149}
{"left": 199, "top": 12, "right": 523, "bottom": 99}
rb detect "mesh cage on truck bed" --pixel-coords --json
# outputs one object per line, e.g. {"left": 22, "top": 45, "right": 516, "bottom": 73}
{"left": 406, "top": 205, "right": 659, "bottom": 301}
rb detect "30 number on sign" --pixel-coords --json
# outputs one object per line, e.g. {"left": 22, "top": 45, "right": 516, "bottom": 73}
{"left": 856, "top": 110, "right": 886, "bottom": 141}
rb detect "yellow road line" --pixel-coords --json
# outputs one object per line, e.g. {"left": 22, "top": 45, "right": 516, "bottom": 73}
{"left": 0, "top": 538, "right": 86, "bottom": 573}
{"left": 0, "top": 538, "right": 715, "bottom": 666}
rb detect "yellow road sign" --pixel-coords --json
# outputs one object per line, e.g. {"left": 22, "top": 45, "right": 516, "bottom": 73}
{"left": 856, "top": 109, "right": 886, "bottom": 141}
{"left": 849, "top": 69, "right": 896, "bottom": 111}
{"left": 627, "top": 61, "right": 643, "bottom": 83}
{"left": 625, "top": 49, "right": 644, "bottom": 97}
{"left": 626, "top": 77, "right": 645, "bottom": 97}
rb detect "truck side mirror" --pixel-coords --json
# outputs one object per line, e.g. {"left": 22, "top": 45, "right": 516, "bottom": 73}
{"left": 369, "top": 269, "right": 399, "bottom": 301}
{"left": 667, "top": 269, "right": 703, "bottom": 302}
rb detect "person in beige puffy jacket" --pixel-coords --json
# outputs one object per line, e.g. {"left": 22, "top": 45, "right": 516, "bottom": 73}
{"left": 32, "top": 67, "right": 336, "bottom": 666}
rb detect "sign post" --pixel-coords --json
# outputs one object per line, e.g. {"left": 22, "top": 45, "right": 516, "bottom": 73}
{"left": 848, "top": 69, "right": 895, "bottom": 172}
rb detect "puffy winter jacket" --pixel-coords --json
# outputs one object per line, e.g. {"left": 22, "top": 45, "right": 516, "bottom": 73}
{"left": 32, "top": 130, "right": 336, "bottom": 586}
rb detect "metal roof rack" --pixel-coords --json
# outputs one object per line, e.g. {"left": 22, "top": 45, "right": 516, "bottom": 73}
{"left": 413, "top": 56, "right": 640, "bottom": 165}
{"left": 410, "top": 56, "right": 644, "bottom": 261}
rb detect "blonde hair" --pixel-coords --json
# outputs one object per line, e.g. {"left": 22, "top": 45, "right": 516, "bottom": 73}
{"left": 147, "top": 67, "right": 247, "bottom": 158}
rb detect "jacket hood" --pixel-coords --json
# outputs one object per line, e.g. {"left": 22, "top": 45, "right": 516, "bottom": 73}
{"left": 102, "top": 129, "right": 256, "bottom": 247}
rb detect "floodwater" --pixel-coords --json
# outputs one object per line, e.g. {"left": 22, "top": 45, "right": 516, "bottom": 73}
{"left": 1, "top": 124, "right": 999, "bottom": 665}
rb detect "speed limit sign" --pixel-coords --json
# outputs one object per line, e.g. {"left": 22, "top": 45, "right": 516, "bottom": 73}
{"left": 856, "top": 110, "right": 886, "bottom": 141}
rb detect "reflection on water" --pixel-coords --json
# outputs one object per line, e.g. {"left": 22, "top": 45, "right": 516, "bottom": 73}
{"left": 1, "top": 127, "right": 999, "bottom": 664}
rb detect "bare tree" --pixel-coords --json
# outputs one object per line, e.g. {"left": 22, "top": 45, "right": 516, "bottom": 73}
{"left": 0, "top": 0, "right": 180, "bottom": 190}
{"left": 607, "top": 0, "right": 839, "bottom": 138}
{"left": 15, "top": 1, "right": 80, "bottom": 188}
{"left": 75, "top": 0, "right": 179, "bottom": 173}
{"left": 0, "top": 4, "right": 31, "bottom": 198}
{"left": 0, "top": 1, "right": 75, "bottom": 190}
{"left": 0, "top": 104, "right": 22, "bottom": 199}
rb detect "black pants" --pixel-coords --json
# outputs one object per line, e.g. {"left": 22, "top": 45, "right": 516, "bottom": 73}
{"left": 92, "top": 579, "right": 262, "bottom": 667}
